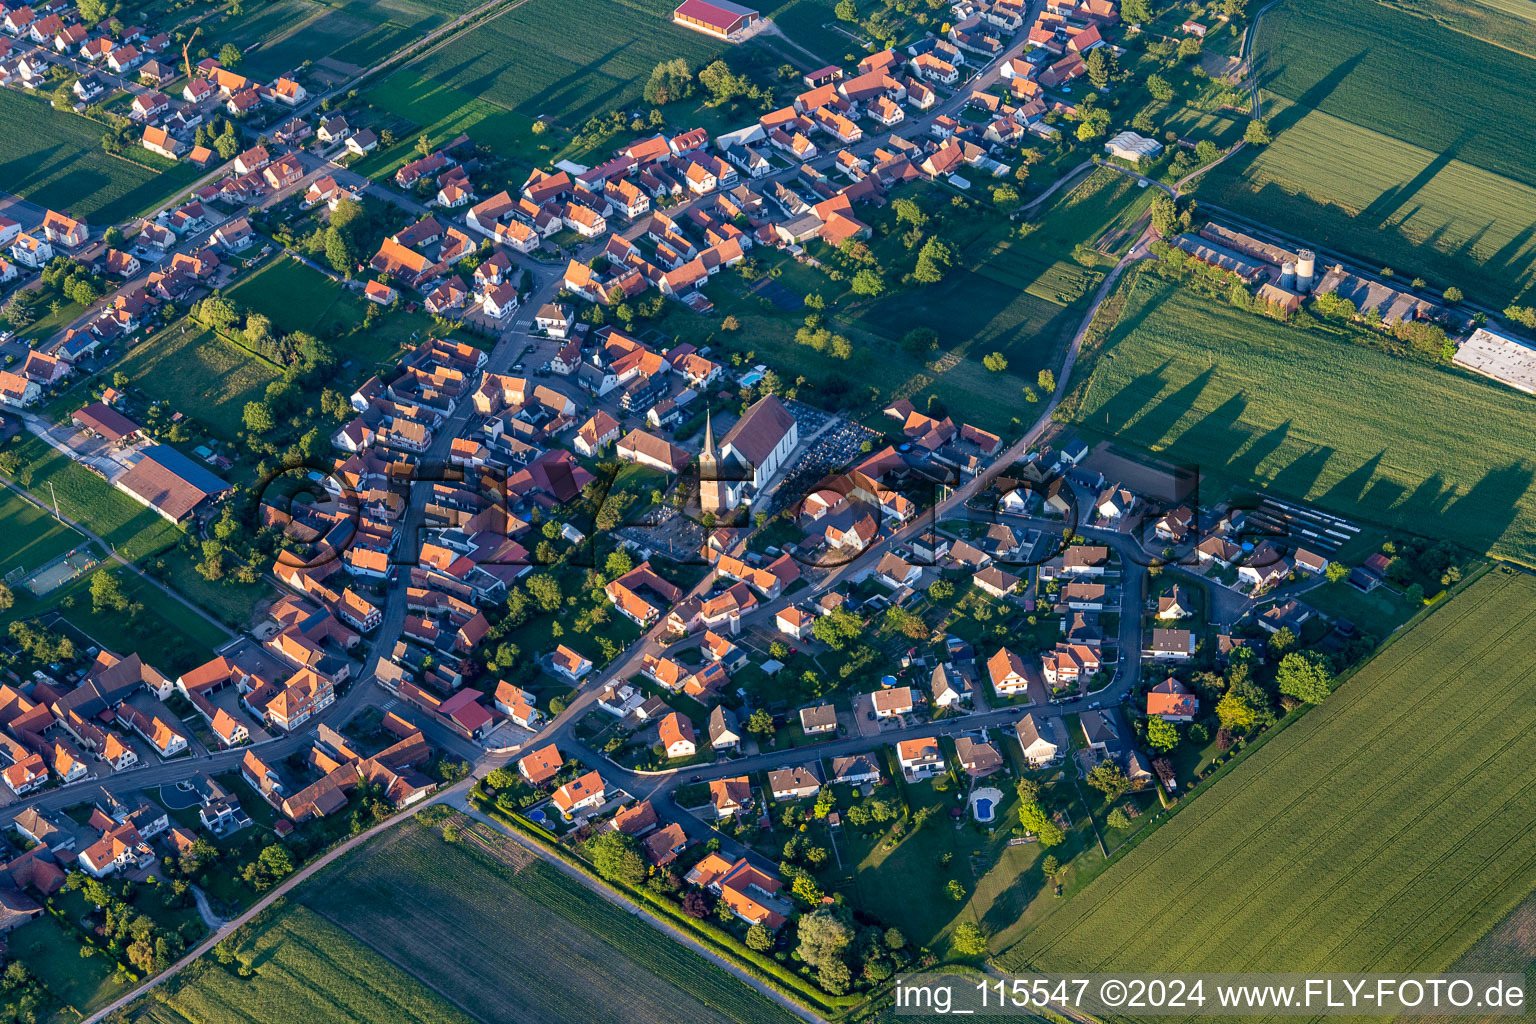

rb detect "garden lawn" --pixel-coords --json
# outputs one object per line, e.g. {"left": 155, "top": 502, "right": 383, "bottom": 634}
{"left": 223, "top": 256, "right": 350, "bottom": 337}
{"left": 1000, "top": 568, "right": 1536, "bottom": 1009}
{"left": 1196, "top": 0, "right": 1536, "bottom": 305}
{"left": 36, "top": 566, "right": 227, "bottom": 675}
{"left": 8, "top": 914, "right": 127, "bottom": 1020}
{"left": 113, "top": 324, "right": 283, "bottom": 442}
{"left": 0, "top": 488, "right": 87, "bottom": 577}
{"left": 297, "top": 820, "right": 803, "bottom": 1024}
{"left": 0, "top": 89, "right": 205, "bottom": 223}
{"left": 1073, "top": 272, "right": 1536, "bottom": 568}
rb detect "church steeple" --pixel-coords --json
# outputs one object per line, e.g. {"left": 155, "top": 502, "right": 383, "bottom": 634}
{"left": 699, "top": 409, "right": 724, "bottom": 514}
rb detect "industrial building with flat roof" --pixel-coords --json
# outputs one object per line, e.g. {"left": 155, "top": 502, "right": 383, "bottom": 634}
{"left": 1452, "top": 327, "right": 1536, "bottom": 395}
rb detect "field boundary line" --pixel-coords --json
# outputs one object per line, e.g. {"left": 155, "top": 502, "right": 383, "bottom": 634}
{"left": 78, "top": 776, "right": 478, "bottom": 1024}
{"left": 449, "top": 797, "right": 827, "bottom": 1024}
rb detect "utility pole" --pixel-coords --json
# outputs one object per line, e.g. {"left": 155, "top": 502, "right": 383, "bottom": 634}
{"left": 47, "top": 481, "right": 61, "bottom": 523}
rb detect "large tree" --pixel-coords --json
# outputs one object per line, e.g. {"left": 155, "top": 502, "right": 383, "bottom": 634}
{"left": 1276, "top": 650, "right": 1334, "bottom": 704}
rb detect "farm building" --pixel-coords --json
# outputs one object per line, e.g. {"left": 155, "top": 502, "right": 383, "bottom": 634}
{"left": 1104, "top": 131, "right": 1162, "bottom": 162}
{"left": 1170, "top": 234, "right": 1267, "bottom": 283}
{"left": 1313, "top": 266, "right": 1444, "bottom": 325}
{"left": 672, "top": 0, "right": 760, "bottom": 40}
{"left": 1452, "top": 327, "right": 1536, "bottom": 396}
{"left": 1197, "top": 223, "right": 1298, "bottom": 269}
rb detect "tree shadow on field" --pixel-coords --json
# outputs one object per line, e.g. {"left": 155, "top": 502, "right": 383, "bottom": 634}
{"left": 1440, "top": 462, "right": 1535, "bottom": 554}
{"left": 1084, "top": 359, "right": 1175, "bottom": 434}
{"left": 1267, "top": 51, "right": 1367, "bottom": 137}
{"left": 1177, "top": 391, "right": 1253, "bottom": 469}
{"left": 1229, "top": 416, "right": 1294, "bottom": 483}
{"left": 979, "top": 871, "right": 1047, "bottom": 937}
{"left": 1322, "top": 449, "right": 1387, "bottom": 511}
{"left": 1122, "top": 367, "right": 1219, "bottom": 447}
{"left": 516, "top": 46, "right": 630, "bottom": 122}
{"left": 1359, "top": 128, "right": 1469, "bottom": 232}
{"left": 1268, "top": 443, "right": 1335, "bottom": 499}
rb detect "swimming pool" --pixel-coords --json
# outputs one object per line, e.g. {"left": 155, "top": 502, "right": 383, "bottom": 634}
{"left": 970, "top": 786, "right": 1004, "bottom": 823}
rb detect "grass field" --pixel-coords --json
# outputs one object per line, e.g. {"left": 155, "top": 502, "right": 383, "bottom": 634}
{"left": 298, "top": 819, "right": 802, "bottom": 1024}
{"left": 8, "top": 914, "right": 127, "bottom": 1020}
{"left": 212, "top": 0, "right": 471, "bottom": 80}
{"left": 2, "top": 436, "right": 184, "bottom": 562}
{"left": 1000, "top": 567, "right": 1536, "bottom": 1008}
{"left": 1198, "top": 0, "right": 1536, "bottom": 304}
{"left": 113, "top": 325, "right": 284, "bottom": 443}
{"left": 0, "top": 89, "right": 204, "bottom": 224}
{"left": 221, "top": 256, "right": 431, "bottom": 370}
{"left": 141, "top": 904, "right": 477, "bottom": 1024}
{"left": 1072, "top": 271, "right": 1536, "bottom": 566}
{"left": 0, "top": 488, "right": 87, "bottom": 578}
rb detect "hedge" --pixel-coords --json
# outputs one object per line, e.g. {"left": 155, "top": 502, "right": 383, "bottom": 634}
{"left": 468, "top": 794, "right": 863, "bottom": 1015}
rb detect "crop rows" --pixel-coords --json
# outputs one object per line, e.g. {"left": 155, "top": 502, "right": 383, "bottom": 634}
{"left": 159, "top": 906, "right": 476, "bottom": 1024}
{"left": 301, "top": 824, "right": 800, "bottom": 1024}
{"left": 1256, "top": 0, "right": 1536, "bottom": 190}
{"left": 0, "top": 90, "right": 201, "bottom": 223}
{"left": 407, "top": 0, "right": 726, "bottom": 122}
{"left": 999, "top": 571, "right": 1536, "bottom": 1024}
{"left": 1071, "top": 274, "right": 1536, "bottom": 566}
{"left": 218, "top": 0, "right": 459, "bottom": 79}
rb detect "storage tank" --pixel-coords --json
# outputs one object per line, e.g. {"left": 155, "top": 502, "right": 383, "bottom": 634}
{"left": 1296, "top": 249, "right": 1316, "bottom": 292}
{"left": 1280, "top": 260, "right": 1296, "bottom": 290}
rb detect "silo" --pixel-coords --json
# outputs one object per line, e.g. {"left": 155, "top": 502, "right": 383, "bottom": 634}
{"left": 1280, "top": 260, "right": 1296, "bottom": 290}
{"left": 1296, "top": 249, "right": 1316, "bottom": 292}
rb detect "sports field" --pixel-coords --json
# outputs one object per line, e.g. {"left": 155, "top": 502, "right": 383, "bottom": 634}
{"left": 0, "top": 488, "right": 87, "bottom": 580}
{"left": 137, "top": 904, "right": 477, "bottom": 1024}
{"left": 2, "top": 437, "right": 183, "bottom": 562}
{"left": 113, "top": 325, "right": 283, "bottom": 442}
{"left": 1000, "top": 567, "right": 1536, "bottom": 1005}
{"left": 1199, "top": 0, "right": 1536, "bottom": 305}
{"left": 212, "top": 0, "right": 473, "bottom": 80}
{"left": 298, "top": 819, "right": 801, "bottom": 1024}
{"left": 0, "top": 90, "right": 204, "bottom": 223}
{"left": 1073, "top": 271, "right": 1536, "bottom": 566}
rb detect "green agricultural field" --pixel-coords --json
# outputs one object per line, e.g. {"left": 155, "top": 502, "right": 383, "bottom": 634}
{"left": 1073, "top": 271, "right": 1536, "bottom": 566}
{"left": 400, "top": 0, "right": 725, "bottom": 123}
{"left": 0, "top": 89, "right": 205, "bottom": 223}
{"left": 1375, "top": 0, "right": 1536, "bottom": 57}
{"left": 2, "top": 437, "right": 184, "bottom": 562}
{"left": 139, "top": 904, "right": 477, "bottom": 1024}
{"left": 1001, "top": 567, "right": 1536, "bottom": 1006}
{"left": 210, "top": 0, "right": 472, "bottom": 80}
{"left": 0, "top": 488, "right": 87, "bottom": 578}
{"left": 298, "top": 820, "right": 802, "bottom": 1024}
{"left": 1198, "top": 0, "right": 1536, "bottom": 305}
{"left": 113, "top": 324, "right": 284, "bottom": 442}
